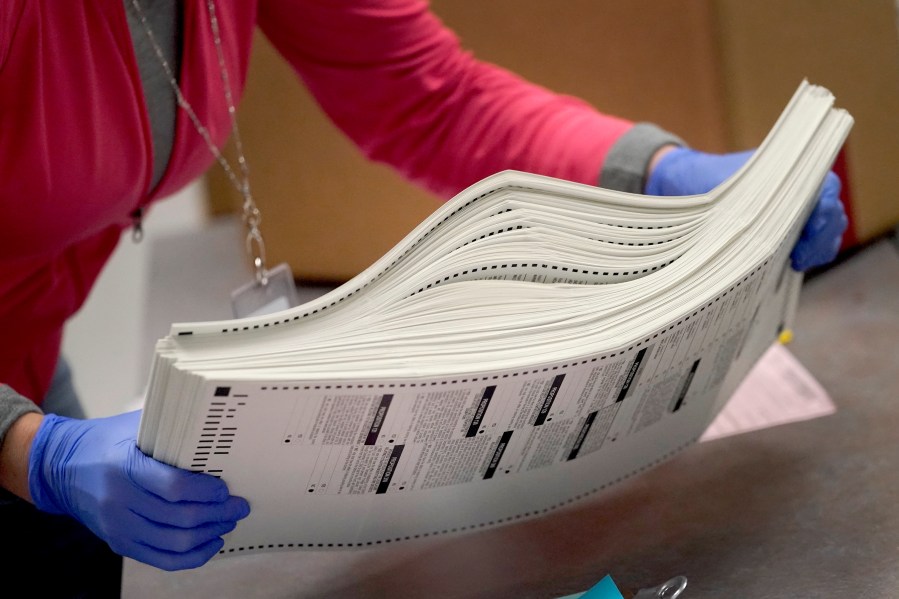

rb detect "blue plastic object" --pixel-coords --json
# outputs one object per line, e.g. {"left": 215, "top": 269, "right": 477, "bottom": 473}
{"left": 645, "top": 147, "right": 847, "bottom": 271}
{"left": 28, "top": 410, "right": 251, "bottom": 571}
{"left": 556, "top": 574, "right": 626, "bottom": 599}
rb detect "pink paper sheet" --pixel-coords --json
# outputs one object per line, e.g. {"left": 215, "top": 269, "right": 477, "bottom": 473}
{"left": 701, "top": 343, "right": 836, "bottom": 442}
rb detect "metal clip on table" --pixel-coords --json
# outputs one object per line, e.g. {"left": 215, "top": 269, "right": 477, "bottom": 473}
{"left": 632, "top": 576, "right": 688, "bottom": 598}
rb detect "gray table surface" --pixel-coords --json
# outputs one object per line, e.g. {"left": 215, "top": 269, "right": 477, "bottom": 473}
{"left": 124, "top": 234, "right": 899, "bottom": 598}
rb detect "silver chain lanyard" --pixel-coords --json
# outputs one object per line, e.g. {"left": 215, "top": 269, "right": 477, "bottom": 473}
{"left": 131, "top": 0, "right": 270, "bottom": 285}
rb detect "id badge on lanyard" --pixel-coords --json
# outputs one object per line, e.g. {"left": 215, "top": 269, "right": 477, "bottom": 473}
{"left": 231, "top": 262, "right": 299, "bottom": 318}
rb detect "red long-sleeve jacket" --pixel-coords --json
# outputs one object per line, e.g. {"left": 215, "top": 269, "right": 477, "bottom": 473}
{"left": 0, "top": 0, "right": 631, "bottom": 403}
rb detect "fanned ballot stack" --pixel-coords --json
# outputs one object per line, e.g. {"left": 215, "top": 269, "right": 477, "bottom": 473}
{"left": 138, "top": 81, "right": 852, "bottom": 558}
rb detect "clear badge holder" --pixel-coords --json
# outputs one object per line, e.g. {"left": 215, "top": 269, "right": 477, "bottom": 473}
{"left": 230, "top": 262, "right": 299, "bottom": 319}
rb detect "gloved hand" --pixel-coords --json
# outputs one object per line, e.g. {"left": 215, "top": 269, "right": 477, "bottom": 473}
{"left": 28, "top": 410, "right": 251, "bottom": 571}
{"left": 644, "top": 147, "right": 848, "bottom": 271}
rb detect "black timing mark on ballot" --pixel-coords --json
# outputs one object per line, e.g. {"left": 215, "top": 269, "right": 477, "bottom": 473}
{"left": 466, "top": 386, "right": 496, "bottom": 437}
{"left": 671, "top": 359, "right": 701, "bottom": 413}
{"left": 375, "top": 444, "right": 405, "bottom": 494}
{"left": 616, "top": 347, "right": 650, "bottom": 403}
{"left": 566, "top": 411, "right": 597, "bottom": 461}
{"left": 534, "top": 374, "right": 566, "bottom": 426}
{"left": 483, "top": 431, "right": 513, "bottom": 479}
{"left": 365, "top": 394, "right": 394, "bottom": 445}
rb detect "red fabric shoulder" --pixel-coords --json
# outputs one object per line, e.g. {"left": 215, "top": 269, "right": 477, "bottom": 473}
{"left": 257, "top": 0, "right": 632, "bottom": 198}
{"left": 0, "top": 0, "right": 26, "bottom": 71}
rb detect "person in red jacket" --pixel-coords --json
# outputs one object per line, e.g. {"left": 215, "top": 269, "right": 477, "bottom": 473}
{"left": 0, "top": 0, "right": 845, "bottom": 595}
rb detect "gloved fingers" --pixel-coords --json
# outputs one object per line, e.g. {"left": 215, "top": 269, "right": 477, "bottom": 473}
{"left": 809, "top": 173, "right": 844, "bottom": 226}
{"left": 142, "top": 519, "right": 239, "bottom": 556}
{"left": 125, "top": 445, "right": 234, "bottom": 504}
{"left": 791, "top": 222, "right": 845, "bottom": 270}
{"left": 121, "top": 535, "right": 227, "bottom": 572}
{"left": 790, "top": 172, "right": 847, "bottom": 271}
{"left": 696, "top": 149, "right": 755, "bottom": 193}
{"left": 129, "top": 491, "right": 251, "bottom": 529}
{"left": 81, "top": 493, "right": 243, "bottom": 570}
{"left": 113, "top": 409, "right": 144, "bottom": 429}
{"left": 644, "top": 148, "right": 755, "bottom": 197}
{"left": 111, "top": 509, "right": 240, "bottom": 557}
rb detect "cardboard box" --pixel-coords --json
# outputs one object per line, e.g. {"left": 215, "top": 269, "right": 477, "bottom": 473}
{"left": 707, "top": 0, "right": 899, "bottom": 248}
{"left": 208, "top": 0, "right": 899, "bottom": 282}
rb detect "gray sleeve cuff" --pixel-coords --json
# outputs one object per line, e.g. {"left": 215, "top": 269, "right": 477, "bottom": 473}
{"left": 0, "top": 385, "right": 43, "bottom": 452}
{"left": 598, "top": 123, "right": 687, "bottom": 194}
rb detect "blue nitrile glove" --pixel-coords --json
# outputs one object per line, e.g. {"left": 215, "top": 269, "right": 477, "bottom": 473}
{"left": 645, "top": 147, "right": 847, "bottom": 271}
{"left": 28, "top": 410, "right": 250, "bottom": 571}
